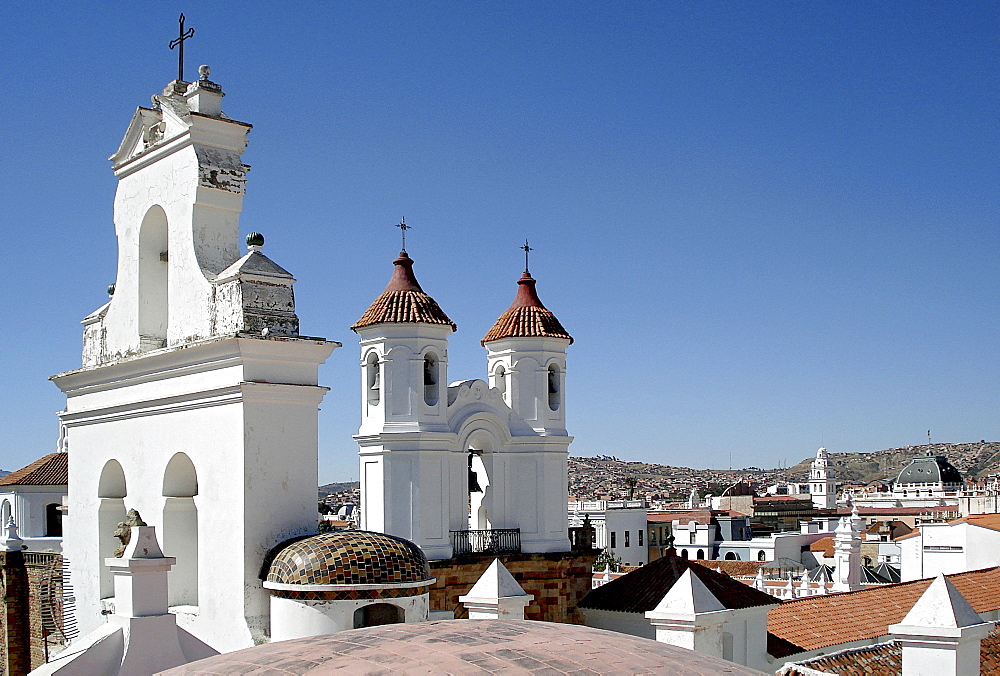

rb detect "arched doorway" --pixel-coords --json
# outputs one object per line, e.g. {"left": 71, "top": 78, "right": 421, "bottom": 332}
{"left": 725, "top": 552, "right": 739, "bottom": 560}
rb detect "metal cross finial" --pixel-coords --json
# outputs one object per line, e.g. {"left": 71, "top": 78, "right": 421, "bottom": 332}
{"left": 396, "top": 217, "right": 410, "bottom": 252}
{"left": 169, "top": 13, "right": 196, "bottom": 82}
{"left": 521, "top": 240, "right": 533, "bottom": 274}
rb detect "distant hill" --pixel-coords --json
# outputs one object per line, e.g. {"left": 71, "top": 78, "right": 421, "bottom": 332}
{"left": 0, "top": 470, "right": 9, "bottom": 480}
{"left": 786, "top": 442, "right": 1000, "bottom": 484}
{"left": 319, "top": 481, "right": 360, "bottom": 497}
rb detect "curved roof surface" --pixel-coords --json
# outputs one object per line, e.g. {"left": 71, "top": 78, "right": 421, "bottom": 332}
{"left": 896, "top": 455, "right": 963, "bottom": 485}
{"left": 352, "top": 252, "right": 456, "bottom": 332}
{"left": 267, "top": 530, "right": 432, "bottom": 586}
{"left": 579, "top": 553, "right": 777, "bottom": 613}
{"left": 159, "top": 619, "right": 766, "bottom": 675}
{"left": 482, "top": 272, "right": 572, "bottom": 344}
{"left": 0, "top": 452, "right": 68, "bottom": 486}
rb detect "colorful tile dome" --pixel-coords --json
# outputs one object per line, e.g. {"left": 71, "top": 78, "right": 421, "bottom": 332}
{"left": 266, "top": 530, "right": 433, "bottom": 587}
{"left": 352, "top": 252, "right": 456, "bottom": 332}
{"left": 482, "top": 272, "right": 571, "bottom": 345}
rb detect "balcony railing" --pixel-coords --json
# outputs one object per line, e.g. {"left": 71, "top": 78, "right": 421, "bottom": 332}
{"left": 450, "top": 528, "right": 521, "bottom": 556}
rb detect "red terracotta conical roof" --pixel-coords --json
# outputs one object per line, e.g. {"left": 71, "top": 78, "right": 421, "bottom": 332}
{"left": 482, "top": 272, "right": 572, "bottom": 345}
{"left": 352, "top": 252, "right": 456, "bottom": 332}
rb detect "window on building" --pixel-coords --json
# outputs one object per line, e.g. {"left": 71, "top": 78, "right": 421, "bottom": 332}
{"left": 696, "top": 549, "right": 705, "bottom": 559}
{"left": 610, "top": 531, "right": 616, "bottom": 548}
{"left": 366, "top": 352, "right": 380, "bottom": 406}
{"left": 638, "top": 530, "right": 643, "bottom": 546}
{"left": 45, "top": 503, "right": 63, "bottom": 537}
{"left": 758, "top": 550, "right": 767, "bottom": 561}
{"left": 624, "top": 531, "right": 630, "bottom": 547}
{"left": 689, "top": 530, "right": 696, "bottom": 545}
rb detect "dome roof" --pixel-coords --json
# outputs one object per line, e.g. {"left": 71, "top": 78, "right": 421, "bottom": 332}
{"left": 482, "top": 272, "right": 572, "bottom": 345}
{"left": 266, "top": 530, "right": 432, "bottom": 587}
{"left": 158, "top": 619, "right": 765, "bottom": 675}
{"left": 352, "top": 252, "right": 456, "bottom": 332}
{"left": 895, "top": 455, "right": 963, "bottom": 486}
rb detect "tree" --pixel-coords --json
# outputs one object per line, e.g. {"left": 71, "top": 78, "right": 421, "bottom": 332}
{"left": 624, "top": 476, "right": 638, "bottom": 500}
{"left": 593, "top": 548, "right": 623, "bottom": 573}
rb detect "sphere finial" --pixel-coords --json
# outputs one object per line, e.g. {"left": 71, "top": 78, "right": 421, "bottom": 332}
{"left": 198, "top": 64, "right": 211, "bottom": 81}
{"left": 107, "top": 283, "right": 116, "bottom": 297}
{"left": 247, "top": 232, "right": 265, "bottom": 252}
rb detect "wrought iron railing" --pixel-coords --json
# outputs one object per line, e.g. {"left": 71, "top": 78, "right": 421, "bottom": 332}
{"left": 450, "top": 528, "right": 521, "bottom": 556}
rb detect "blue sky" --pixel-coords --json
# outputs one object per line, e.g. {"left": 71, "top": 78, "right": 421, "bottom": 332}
{"left": 2, "top": 3, "right": 997, "bottom": 483}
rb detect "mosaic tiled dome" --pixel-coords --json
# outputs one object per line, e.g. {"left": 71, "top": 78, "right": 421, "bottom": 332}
{"left": 266, "top": 530, "right": 432, "bottom": 587}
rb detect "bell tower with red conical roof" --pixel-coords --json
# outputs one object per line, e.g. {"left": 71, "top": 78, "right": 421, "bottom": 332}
{"left": 482, "top": 260, "right": 572, "bottom": 437}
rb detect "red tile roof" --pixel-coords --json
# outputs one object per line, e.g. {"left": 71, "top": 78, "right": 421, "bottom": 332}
{"left": 768, "top": 566, "right": 1000, "bottom": 656}
{"left": 809, "top": 536, "right": 835, "bottom": 557}
{"left": 352, "top": 253, "right": 456, "bottom": 332}
{"left": 580, "top": 554, "right": 778, "bottom": 613}
{"left": 0, "top": 452, "right": 68, "bottom": 486}
{"left": 481, "top": 273, "right": 572, "bottom": 344}
{"left": 954, "top": 513, "right": 1000, "bottom": 533}
{"left": 779, "top": 626, "right": 1000, "bottom": 675}
{"left": 692, "top": 560, "right": 768, "bottom": 577}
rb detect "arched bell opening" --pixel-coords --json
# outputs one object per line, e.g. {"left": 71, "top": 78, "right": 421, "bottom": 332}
{"left": 138, "top": 205, "right": 169, "bottom": 350}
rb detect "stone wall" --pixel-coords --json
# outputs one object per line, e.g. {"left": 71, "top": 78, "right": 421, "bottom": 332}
{"left": 429, "top": 550, "right": 599, "bottom": 625}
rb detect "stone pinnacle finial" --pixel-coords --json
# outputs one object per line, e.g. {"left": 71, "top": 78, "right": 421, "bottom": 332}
{"left": 1, "top": 517, "right": 25, "bottom": 551}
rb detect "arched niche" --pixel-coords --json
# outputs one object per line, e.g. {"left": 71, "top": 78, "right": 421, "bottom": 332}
{"left": 1, "top": 499, "right": 10, "bottom": 525}
{"left": 98, "top": 459, "right": 127, "bottom": 499}
{"left": 162, "top": 452, "right": 199, "bottom": 607}
{"left": 364, "top": 351, "right": 380, "bottom": 407}
{"left": 138, "top": 205, "right": 169, "bottom": 350}
{"left": 97, "top": 460, "right": 127, "bottom": 598}
{"left": 422, "top": 351, "right": 440, "bottom": 406}
{"left": 465, "top": 428, "right": 499, "bottom": 533}
{"left": 163, "top": 452, "right": 198, "bottom": 498}
{"left": 45, "top": 503, "right": 63, "bottom": 537}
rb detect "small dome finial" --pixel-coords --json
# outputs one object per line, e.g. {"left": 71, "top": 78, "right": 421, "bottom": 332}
{"left": 198, "top": 64, "right": 211, "bottom": 80}
{"left": 247, "top": 232, "right": 265, "bottom": 252}
{"left": 107, "top": 283, "right": 116, "bottom": 297}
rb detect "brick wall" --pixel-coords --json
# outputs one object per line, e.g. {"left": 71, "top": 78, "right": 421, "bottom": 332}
{"left": 1, "top": 551, "right": 64, "bottom": 675}
{"left": 429, "top": 550, "right": 599, "bottom": 625}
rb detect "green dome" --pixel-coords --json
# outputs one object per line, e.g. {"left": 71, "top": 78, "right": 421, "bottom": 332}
{"left": 246, "top": 232, "right": 265, "bottom": 247}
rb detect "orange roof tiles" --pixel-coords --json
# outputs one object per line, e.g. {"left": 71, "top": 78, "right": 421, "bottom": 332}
{"left": 481, "top": 273, "right": 571, "bottom": 345}
{"left": 352, "top": 253, "right": 456, "bottom": 332}
{"left": 955, "top": 513, "right": 1000, "bottom": 533}
{"left": 768, "top": 566, "right": 1000, "bottom": 656}
{"left": 809, "top": 536, "right": 835, "bottom": 557}
{"left": 0, "top": 452, "right": 68, "bottom": 486}
{"left": 692, "top": 560, "right": 767, "bottom": 577}
{"left": 781, "top": 626, "right": 1000, "bottom": 675}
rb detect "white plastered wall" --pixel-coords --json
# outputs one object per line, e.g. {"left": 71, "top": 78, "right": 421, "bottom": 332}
{"left": 55, "top": 336, "right": 335, "bottom": 653}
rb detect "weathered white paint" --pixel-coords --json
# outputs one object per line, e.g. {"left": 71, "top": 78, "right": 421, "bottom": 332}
{"left": 54, "top": 74, "right": 338, "bottom": 654}
{"left": 355, "top": 323, "right": 572, "bottom": 559}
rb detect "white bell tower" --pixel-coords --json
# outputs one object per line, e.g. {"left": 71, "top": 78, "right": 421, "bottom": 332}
{"left": 53, "top": 68, "right": 337, "bottom": 651}
{"left": 809, "top": 447, "right": 837, "bottom": 509}
{"left": 483, "top": 269, "right": 572, "bottom": 437}
{"left": 353, "top": 248, "right": 458, "bottom": 560}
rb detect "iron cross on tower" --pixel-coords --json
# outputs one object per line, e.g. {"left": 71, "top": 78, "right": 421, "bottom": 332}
{"left": 521, "top": 240, "right": 533, "bottom": 274}
{"left": 396, "top": 217, "right": 410, "bottom": 252}
{"left": 169, "top": 13, "right": 195, "bottom": 82}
